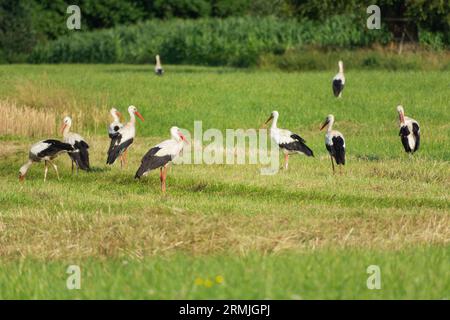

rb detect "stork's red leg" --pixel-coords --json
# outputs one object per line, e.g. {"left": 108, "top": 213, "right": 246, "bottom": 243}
{"left": 284, "top": 154, "right": 289, "bottom": 170}
{"left": 124, "top": 149, "right": 128, "bottom": 167}
{"left": 161, "top": 165, "right": 168, "bottom": 193}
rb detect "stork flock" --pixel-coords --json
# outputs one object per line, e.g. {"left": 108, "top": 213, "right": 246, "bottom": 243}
{"left": 18, "top": 59, "right": 421, "bottom": 192}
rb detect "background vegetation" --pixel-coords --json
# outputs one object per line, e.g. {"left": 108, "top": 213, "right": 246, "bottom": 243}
{"left": 1, "top": 0, "right": 449, "bottom": 65}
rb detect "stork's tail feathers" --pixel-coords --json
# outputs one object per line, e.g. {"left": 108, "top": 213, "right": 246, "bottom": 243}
{"left": 70, "top": 141, "right": 90, "bottom": 171}
{"left": 301, "top": 143, "right": 314, "bottom": 157}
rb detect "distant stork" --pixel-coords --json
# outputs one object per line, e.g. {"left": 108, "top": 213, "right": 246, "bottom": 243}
{"left": 108, "top": 107, "right": 123, "bottom": 138}
{"left": 61, "top": 116, "right": 90, "bottom": 172}
{"left": 397, "top": 105, "right": 420, "bottom": 154}
{"left": 135, "top": 126, "right": 188, "bottom": 192}
{"left": 264, "top": 111, "right": 314, "bottom": 170}
{"left": 19, "top": 139, "right": 73, "bottom": 182}
{"left": 155, "top": 55, "right": 164, "bottom": 76}
{"left": 107, "top": 105, "right": 144, "bottom": 167}
{"left": 332, "top": 60, "right": 345, "bottom": 98}
{"left": 320, "top": 114, "right": 346, "bottom": 173}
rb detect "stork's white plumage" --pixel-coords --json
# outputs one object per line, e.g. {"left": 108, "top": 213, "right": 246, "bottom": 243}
{"left": 320, "top": 114, "right": 346, "bottom": 173}
{"left": 264, "top": 111, "right": 314, "bottom": 170}
{"left": 61, "top": 116, "right": 90, "bottom": 172}
{"left": 19, "top": 139, "right": 73, "bottom": 182}
{"left": 397, "top": 105, "right": 420, "bottom": 153}
{"left": 332, "top": 60, "right": 345, "bottom": 98}
{"left": 107, "top": 105, "right": 144, "bottom": 166}
{"left": 135, "top": 126, "right": 188, "bottom": 192}
{"left": 108, "top": 108, "right": 123, "bottom": 138}
{"left": 155, "top": 55, "right": 164, "bottom": 76}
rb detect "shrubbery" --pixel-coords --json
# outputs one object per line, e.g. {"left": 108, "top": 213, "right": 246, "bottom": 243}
{"left": 29, "top": 16, "right": 393, "bottom": 66}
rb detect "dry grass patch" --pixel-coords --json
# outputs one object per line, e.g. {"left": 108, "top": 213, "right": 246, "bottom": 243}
{"left": 0, "top": 209, "right": 448, "bottom": 260}
{"left": 0, "top": 100, "right": 56, "bottom": 137}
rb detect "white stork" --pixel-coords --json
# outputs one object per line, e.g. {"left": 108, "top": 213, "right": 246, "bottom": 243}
{"left": 320, "top": 114, "right": 346, "bottom": 173}
{"left": 107, "top": 105, "right": 144, "bottom": 166}
{"left": 135, "top": 126, "right": 188, "bottom": 192}
{"left": 108, "top": 107, "right": 123, "bottom": 138}
{"left": 155, "top": 55, "right": 164, "bottom": 76}
{"left": 332, "top": 60, "right": 345, "bottom": 98}
{"left": 19, "top": 139, "right": 73, "bottom": 182}
{"left": 61, "top": 116, "right": 90, "bottom": 172}
{"left": 397, "top": 105, "right": 420, "bottom": 153}
{"left": 264, "top": 111, "right": 314, "bottom": 170}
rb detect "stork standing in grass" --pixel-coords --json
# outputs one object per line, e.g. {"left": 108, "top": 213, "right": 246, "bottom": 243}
{"left": 397, "top": 105, "right": 420, "bottom": 154}
{"left": 61, "top": 116, "right": 90, "bottom": 172}
{"left": 107, "top": 105, "right": 144, "bottom": 167}
{"left": 135, "top": 126, "right": 188, "bottom": 192}
{"left": 332, "top": 60, "right": 345, "bottom": 98}
{"left": 19, "top": 139, "right": 73, "bottom": 182}
{"left": 320, "top": 114, "right": 346, "bottom": 173}
{"left": 155, "top": 55, "right": 164, "bottom": 76}
{"left": 264, "top": 111, "right": 314, "bottom": 170}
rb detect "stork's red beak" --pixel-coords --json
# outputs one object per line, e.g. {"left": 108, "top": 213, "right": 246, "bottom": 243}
{"left": 135, "top": 111, "right": 144, "bottom": 121}
{"left": 179, "top": 132, "right": 189, "bottom": 144}
{"left": 60, "top": 123, "right": 67, "bottom": 134}
{"left": 399, "top": 112, "right": 405, "bottom": 124}
{"left": 19, "top": 174, "right": 25, "bottom": 182}
{"left": 116, "top": 111, "right": 122, "bottom": 119}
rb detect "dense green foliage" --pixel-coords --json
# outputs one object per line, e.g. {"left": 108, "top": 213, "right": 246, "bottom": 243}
{"left": 1, "top": 0, "right": 449, "bottom": 64}
{"left": 29, "top": 16, "right": 393, "bottom": 66}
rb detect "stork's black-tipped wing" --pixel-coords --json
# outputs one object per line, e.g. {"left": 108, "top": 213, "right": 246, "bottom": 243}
{"left": 412, "top": 122, "right": 420, "bottom": 152}
{"left": 106, "top": 133, "right": 133, "bottom": 165}
{"left": 38, "top": 140, "right": 73, "bottom": 158}
{"left": 280, "top": 135, "right": 314, "bottom": 157}
{"left": 69, "top": 140, "right": 90, "bottom": 171}
{"left": 332, "top": 79, "right": 344, "bottom": 97}
{"left": 135, "top": 147, "right": 172, "bottom": 179}
{"left": 331, "top": 136, "right": 345, "bottom": 165}
{"left": 399, "top": 125, "right": 412, "bottom": 153}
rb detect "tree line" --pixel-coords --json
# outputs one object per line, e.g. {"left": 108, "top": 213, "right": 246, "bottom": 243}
{"left": 1, "top": 0, "right": 448, "bottom": 63}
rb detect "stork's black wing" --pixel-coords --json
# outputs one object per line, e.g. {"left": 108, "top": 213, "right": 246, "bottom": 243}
{"left": 69, "top": 140, "right": 90, "bottom": 170}
{"left": 38, "top": 140, "right": 73, "bottom": 158}
{"left": 399, "top": 126, "right": 412, "bottom": 153}
{"left": 332, "top": 79, "right": 344, "bottom": 97}
{"left": 279, "top": 134, "right": 314, "bottom": 157}
{"left": 331, "top": 136, "right": 345, "bottom": 165}
{"left": 412, "top": 122, "right": 420, "bottom": 152}
{"left": 135, "top": 147, "right": 172, "bottom": 178}
{"left": 106, "top": 133, "right": 131, "bottom": 165}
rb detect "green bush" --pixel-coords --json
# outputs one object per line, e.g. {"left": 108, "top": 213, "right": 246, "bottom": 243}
{"left": 29, "top": 16, "right": 393, "bottom": 66}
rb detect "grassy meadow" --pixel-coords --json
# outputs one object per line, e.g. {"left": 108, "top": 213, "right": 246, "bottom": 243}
{"left": 0, "top": 64, "right": 448, "bottom": 299}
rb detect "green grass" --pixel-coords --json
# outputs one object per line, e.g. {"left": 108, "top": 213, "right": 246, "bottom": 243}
{"left": 0, "top": 64, "right": 448, "bottom": 299}
{"left": 1, "top": 247, "right": 448, "bottom": 299}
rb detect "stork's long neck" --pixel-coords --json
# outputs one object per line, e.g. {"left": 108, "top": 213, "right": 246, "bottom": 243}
{"left": 128, "top": 111, "right": 136, "bottom": 126}
{"left": 338, "top": 62, "right": 344, "bottom": 74}
{"left": 271, "top": 114, "right": 279, "bottom": 129}
{"left": 156, "top": 56, "right": 161, "bottom": 67}
{"left": 20, "top": 159, "right": 33, "bottom": 176}
{"left": 399, "top": 112, "right": 405, "bottom": 125}
{"left": 327, "top": 118, "right": 334, "bottom": 132}
{"left": 63, "top": 124, "right": 71, "bottom": 136}
{"left": 111, "top": 113, "right": 119, "bottom": 123}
